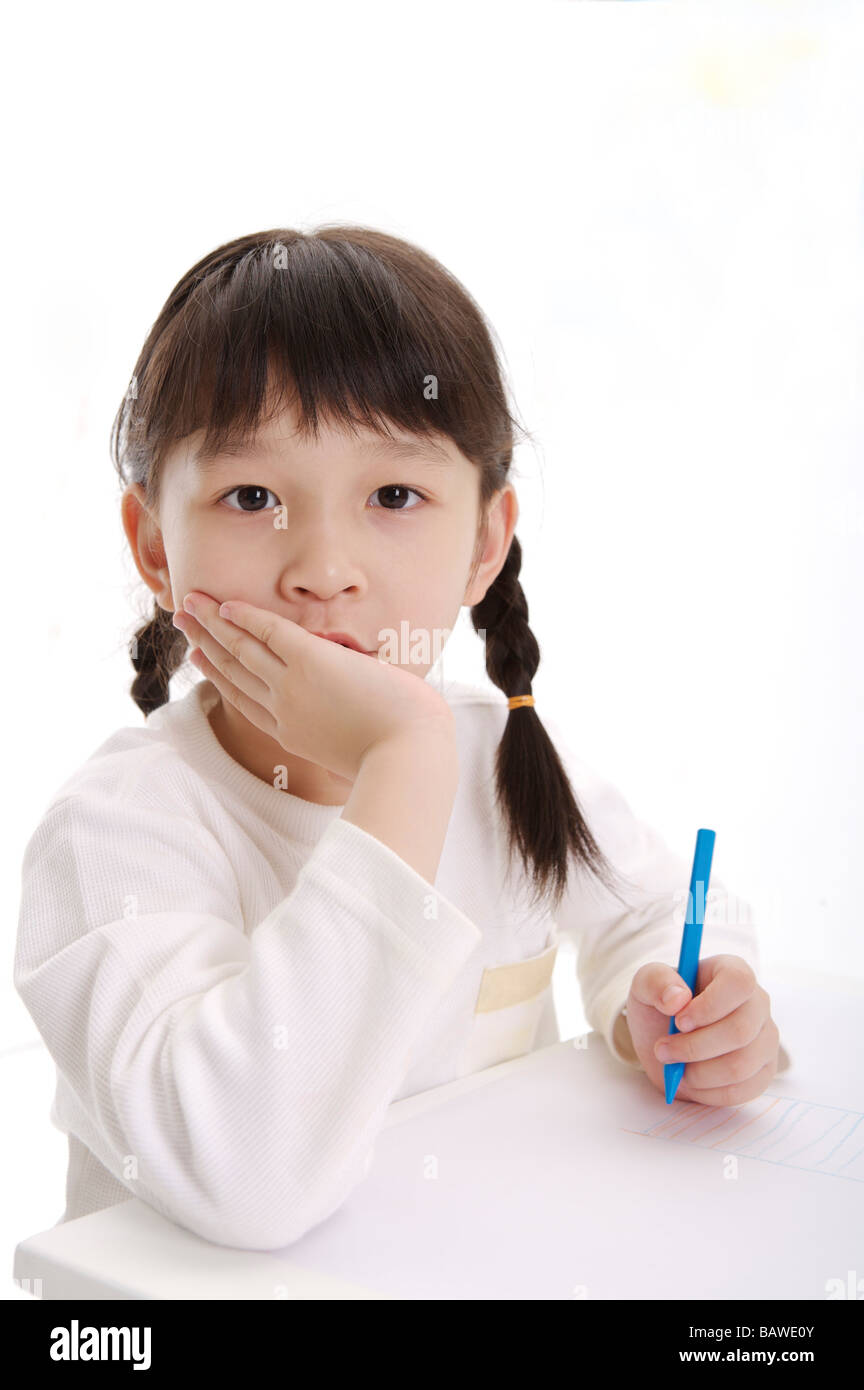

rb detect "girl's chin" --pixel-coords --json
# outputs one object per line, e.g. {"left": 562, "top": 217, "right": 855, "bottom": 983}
{"left": 325, "top": 767, "right": 353, "bottom": 786}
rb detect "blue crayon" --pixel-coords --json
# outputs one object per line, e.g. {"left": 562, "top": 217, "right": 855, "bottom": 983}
{"left": 665, "top": 828, "right": 716, "bottom": 1104}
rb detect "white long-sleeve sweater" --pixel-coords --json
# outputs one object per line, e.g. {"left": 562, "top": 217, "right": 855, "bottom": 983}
{"left": 15, "top": 675, "right": 762, "bottom": 1250}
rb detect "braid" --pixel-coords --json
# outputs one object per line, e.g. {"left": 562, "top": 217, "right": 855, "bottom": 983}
{"left": 130, "top": 604, "right": 188, "bottom": 718}
{"left": 470, "top": 535, "right": 632, "bottom": 915}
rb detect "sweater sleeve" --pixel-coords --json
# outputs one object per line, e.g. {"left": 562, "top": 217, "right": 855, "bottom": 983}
{"left": 14, "top": 792, "right": 482, "bottom": 1250}
{"left": 539, "top": 715, "right": 765, "bottom": 1072}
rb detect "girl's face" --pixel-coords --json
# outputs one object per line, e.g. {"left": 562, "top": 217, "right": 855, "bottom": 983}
{"left": 122, "top": 396, "right": 518, "bottom": 798}
{"left": 130, "top": 397, "right": 517, "bottom": 670}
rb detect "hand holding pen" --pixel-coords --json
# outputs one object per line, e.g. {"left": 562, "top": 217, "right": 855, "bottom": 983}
{"left": 620, "top": 829, "right": 782, "bottom": 1106}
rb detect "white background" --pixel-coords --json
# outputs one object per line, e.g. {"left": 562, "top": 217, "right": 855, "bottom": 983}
{"left": 3, "top": 0, "right": 862, "bottom": 1267}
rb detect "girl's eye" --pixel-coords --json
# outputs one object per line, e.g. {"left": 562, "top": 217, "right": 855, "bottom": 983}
{"left": 369, "top": 484, "right": 428, "bottom": 512}
{"left": 218, "top": 485, "right": 280, "bottom": 512}
{"left": 217, "top": 484, "right": 429, "bottom": 513}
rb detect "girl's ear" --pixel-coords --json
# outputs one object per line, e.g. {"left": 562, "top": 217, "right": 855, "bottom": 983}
{"left": 121, "top": 484, "right": 174, "bottom": 610}
{"left": 463, "top": 484, "right": 519, "bottom": 607}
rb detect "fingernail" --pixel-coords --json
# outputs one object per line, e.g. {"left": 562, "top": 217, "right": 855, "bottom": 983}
{"left": 677, "top": 1014, "right": 695, "bottom": 1032}
{"left": 662, "top": 986, "right": 687, "bottom": 1006}
{"left": 173, "top": 612, "right": 188, "bottom": 630}
{"left": 183, "top": 595, "right": 198, "bottom": 615}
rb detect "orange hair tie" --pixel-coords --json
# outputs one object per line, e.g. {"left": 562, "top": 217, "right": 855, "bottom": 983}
{"left": 507, "top": 695, "right": 535, "bottom": 710}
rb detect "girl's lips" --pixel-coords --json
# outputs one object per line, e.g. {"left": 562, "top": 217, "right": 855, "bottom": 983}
{"left": 312, "top": 631, "right": 376, "bottom": 655}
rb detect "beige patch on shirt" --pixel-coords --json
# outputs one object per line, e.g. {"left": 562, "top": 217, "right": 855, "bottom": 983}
{"left": 457, "top": 938, "right": 560, "bottom": 1078}
{"left": 474, "top": 940, "right": 559, "bottom": 1012}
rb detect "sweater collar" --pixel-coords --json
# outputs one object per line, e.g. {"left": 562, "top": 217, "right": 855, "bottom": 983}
{"left": 146, "top": 678, "right": 345, "bottom": 844}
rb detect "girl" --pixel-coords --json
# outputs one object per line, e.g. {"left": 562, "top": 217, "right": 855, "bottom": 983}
{"left": 15, "top": 226, "right": 783, "bottom": 1251}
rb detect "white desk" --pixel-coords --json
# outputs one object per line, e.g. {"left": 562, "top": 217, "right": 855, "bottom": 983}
{"left": 12, "top": 965, "right": 863, "bottom": 1299}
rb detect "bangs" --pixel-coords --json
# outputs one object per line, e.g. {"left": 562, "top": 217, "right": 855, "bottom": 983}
{"left": 114, "top": 228, "right": 519, "bottom": 496}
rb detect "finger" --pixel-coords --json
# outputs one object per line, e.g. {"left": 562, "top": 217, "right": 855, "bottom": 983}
{"left": 188, "top": 649, "right": 280, "bottom": 740}
{"left": 658, "top": 1015, "right": 780, "bottom": 1084}
{"left": 628, "top": 962, "right": 692, "bottom": 1015}
{"left": 655, "top": 992, "right": 767, "bottom": 1065}
{"left": 674, "top": 955, "right": 759, "bottom": 1034}
{"left": 213, "top": 596, "right": 310, "bottom": 667}
{"left": 183, "top": 593, "right": 290, "bottom": 686}
{"left": 176, "top": 608, "right": 273, "bottom": 708}
{"left": 673, "top": 1057, "right": 777, "bottom": 1108}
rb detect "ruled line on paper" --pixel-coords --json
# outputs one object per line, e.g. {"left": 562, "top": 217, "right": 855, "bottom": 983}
{"left": 625, "top": 1095, "right": 864, "bottom": 1183}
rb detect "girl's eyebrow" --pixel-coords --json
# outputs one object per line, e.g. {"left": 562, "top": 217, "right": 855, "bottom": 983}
{"left": 191, "top": 436, "right": 455, "bottom": 472}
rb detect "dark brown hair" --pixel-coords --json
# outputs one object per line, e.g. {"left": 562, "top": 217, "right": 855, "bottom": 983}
{"left": 111, "top": 226, "right": 634, "bottom": 915}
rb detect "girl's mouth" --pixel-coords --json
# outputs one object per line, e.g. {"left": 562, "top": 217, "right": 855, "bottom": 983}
{"left": 312, "top": 631, "right": 377, "bottom": 656}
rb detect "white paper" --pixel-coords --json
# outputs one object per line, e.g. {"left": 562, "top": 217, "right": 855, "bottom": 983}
{"left": 264, "top": 976, "right": 863, "bottom": 1299}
